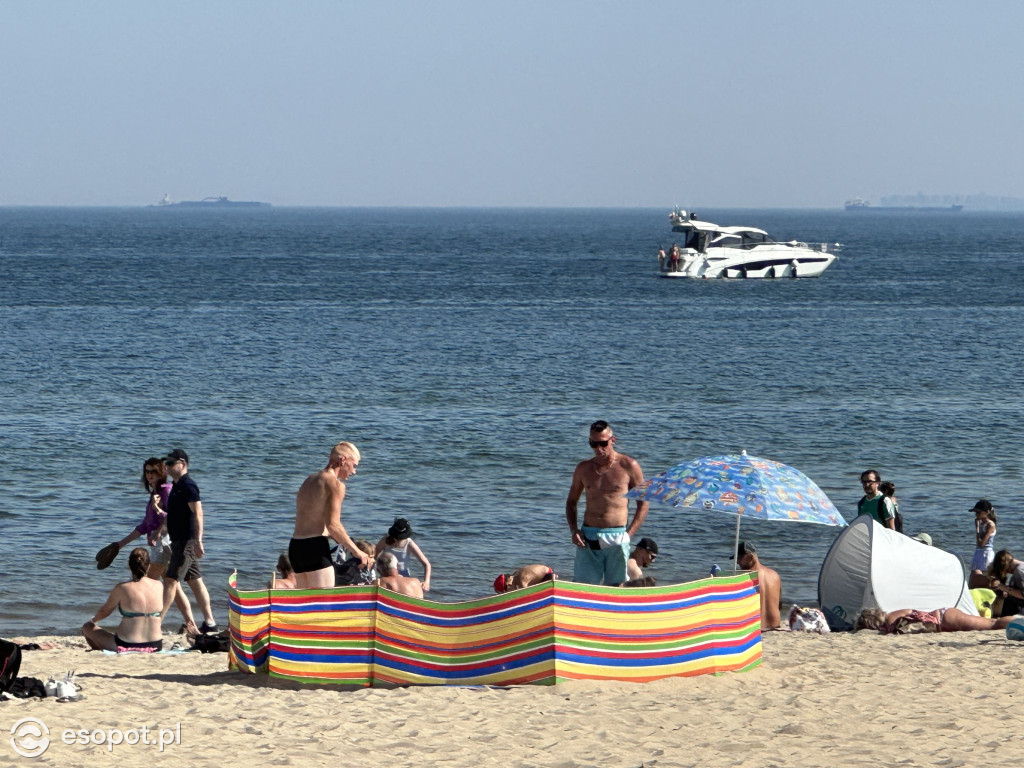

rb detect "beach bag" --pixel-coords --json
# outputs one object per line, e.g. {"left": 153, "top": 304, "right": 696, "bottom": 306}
{"left": 788, "top": 605, "right": 831, "bottom": 634}
{"left": 5, "top": 677, "right": 46, "bottom": 699}
{"left": 334, "top": 557, "right": 377, "bottom": 586}
{"left": 0, "top": 640, "right": 22, "bottom": 694}
{"left": 193, "top": 631, "right": 230, "bottom": 653}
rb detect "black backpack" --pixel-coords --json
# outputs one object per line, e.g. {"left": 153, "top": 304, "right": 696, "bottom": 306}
{"left": 193, "top": 631, "right": 230, "bottom": 653}
{"left": 0, "top": 639, "right": 22, "bottom": 693}
{"left": 890, "top": 499, "right": 904, "bottom": 533}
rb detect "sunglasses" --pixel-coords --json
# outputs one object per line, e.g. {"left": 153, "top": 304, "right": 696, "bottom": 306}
{"left": 589, "top": 439, "right": 611, "bottom": 448}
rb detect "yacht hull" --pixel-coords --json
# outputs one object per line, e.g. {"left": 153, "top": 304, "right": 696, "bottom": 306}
{"left": 661, "top": 248, "right": 837, "bottom": 279}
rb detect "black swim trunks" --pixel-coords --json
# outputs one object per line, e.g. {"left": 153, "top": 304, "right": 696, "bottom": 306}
{"left": 288, "top": 536, "right": 333, "bottom": 574}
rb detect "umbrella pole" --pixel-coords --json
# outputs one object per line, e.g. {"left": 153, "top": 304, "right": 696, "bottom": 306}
{"left": 732, "top": 515, "right": 742, "bottom": 572}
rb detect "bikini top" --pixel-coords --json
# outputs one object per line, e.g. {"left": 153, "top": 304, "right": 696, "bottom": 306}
{"left": 118, "top": 603, "right": 162, "bottom": 619}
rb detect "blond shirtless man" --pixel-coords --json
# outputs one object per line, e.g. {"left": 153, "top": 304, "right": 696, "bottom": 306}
{"left": 290, "top": 442, "right": 372, "bottom": 589}
{"left": 566, "top": 420, "right": 648, "bottom": 584}
{"left": 735, "top": 541, "right": 782, "bottom": 630}
{"left": 376, "top": 552, "right": 424, "bottom": 599}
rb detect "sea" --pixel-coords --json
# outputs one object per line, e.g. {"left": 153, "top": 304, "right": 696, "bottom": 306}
{"left": 2, "top": 206, "right": 1023, "bottom": 635}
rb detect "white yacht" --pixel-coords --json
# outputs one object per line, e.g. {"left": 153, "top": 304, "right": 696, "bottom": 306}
{"left": 659, "top": 209, "right": 841, "bottom": 279}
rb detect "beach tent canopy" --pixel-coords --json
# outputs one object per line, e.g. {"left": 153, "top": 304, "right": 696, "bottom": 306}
{"left": 818, "top": 516, "right": 977, "bottom": 631}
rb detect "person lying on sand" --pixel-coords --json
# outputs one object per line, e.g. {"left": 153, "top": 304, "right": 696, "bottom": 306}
{"left": 855, "top": 606, "right": 1016, "bottom": 633}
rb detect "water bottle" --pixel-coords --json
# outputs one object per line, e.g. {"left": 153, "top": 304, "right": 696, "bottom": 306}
{"left": 709, "top": 563, "right": 721, "bottom": 577}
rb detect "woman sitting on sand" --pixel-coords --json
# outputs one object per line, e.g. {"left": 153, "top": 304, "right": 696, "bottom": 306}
{"left": 271, "top": 553, "right": 297, "bottom": 589}
{"left": 82, "top": 547, "right": 165, "bottom": 653}
{"left": 987, "top": 549, "right": 1024, "bottom": 617}
{"left": 855, "top": 606, "right": 1015, "bottom": 633}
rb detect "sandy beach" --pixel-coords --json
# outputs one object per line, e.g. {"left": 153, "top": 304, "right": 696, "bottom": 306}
{"left": 3, "top": 629, "right": 1020, "bottom": 768}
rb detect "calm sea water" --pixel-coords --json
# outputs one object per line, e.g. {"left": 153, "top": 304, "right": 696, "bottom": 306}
{"left": 2, "top": 206, "right": 1023, "bottom": 635}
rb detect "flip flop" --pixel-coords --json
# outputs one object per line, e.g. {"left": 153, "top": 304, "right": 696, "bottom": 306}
{"left": 95, "top": 542, "right": 120, "bottom": 570}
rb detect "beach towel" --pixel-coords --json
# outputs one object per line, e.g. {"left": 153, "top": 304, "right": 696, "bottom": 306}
{"left": 971, "top": 588, "right": 996, "bottom": 618}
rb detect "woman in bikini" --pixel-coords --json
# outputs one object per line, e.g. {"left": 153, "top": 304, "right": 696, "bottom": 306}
{"left": 82, "top": 547, "right": 165, "bottom": 652}
{"left": 855, "top": 606, "right": 1015, "bottom": 633}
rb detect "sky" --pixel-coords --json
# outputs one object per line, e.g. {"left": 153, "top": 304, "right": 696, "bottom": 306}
{"left": 2, "top": 1, "right": 1023, "bottom": 207}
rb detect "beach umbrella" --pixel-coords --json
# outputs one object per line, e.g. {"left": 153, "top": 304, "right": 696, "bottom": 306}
{"left": 626, "top": 451, "right": 846, "bottom": 570}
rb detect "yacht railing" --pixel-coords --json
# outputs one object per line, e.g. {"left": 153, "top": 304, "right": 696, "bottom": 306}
{"left": 784, "top": 241, "right": 844, "bottom": 254}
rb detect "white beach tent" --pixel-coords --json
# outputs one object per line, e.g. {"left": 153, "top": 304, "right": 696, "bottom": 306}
{"left": 818, "top": 516, "right": 977, "bottom": 630}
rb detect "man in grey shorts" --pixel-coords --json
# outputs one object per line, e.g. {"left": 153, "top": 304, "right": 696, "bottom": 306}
{"left": 159, "top": 449, "right": 217, "bottom": 635}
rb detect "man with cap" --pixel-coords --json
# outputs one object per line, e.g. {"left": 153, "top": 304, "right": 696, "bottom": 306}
{"left": 159, "top": 449, "right": 217, "bottom": 635}
{"left": 626, "top": 538, "right": 658, "bottom": 581}
{"left": 493, "top": 564, "right": 556, "bottom": 593}
{"left": 735, "top": 541, "right": 782, "bottom": 630}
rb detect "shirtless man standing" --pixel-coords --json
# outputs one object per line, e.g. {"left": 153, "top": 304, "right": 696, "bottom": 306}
{"left": 735, "top": 541, "right": 782, "bottom": 630}
{"left": 566, "top": 420, "right": 648, "bottom": 585}
{"left": 290, "top": 442, "right": 372, "bottom": 589}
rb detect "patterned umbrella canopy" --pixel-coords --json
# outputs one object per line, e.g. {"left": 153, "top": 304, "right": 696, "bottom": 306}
{"left": 626, "top": 451, "right": 846, "bottom": 568}
{"left": 627, "top": 451, "right": 845, "bottom": 526}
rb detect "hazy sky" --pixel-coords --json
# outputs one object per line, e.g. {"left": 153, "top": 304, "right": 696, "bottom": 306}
{"left": 3, "top": 2, "right": 1022, "bottom": 207}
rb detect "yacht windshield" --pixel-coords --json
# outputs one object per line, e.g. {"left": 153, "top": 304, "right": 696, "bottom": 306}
{"left": 682, "top": 229, "right": 707, "bottom": 250}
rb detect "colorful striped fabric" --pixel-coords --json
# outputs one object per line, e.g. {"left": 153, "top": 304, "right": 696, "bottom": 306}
{"left": 227, "top": 572, "right": 762, "bottom": 686}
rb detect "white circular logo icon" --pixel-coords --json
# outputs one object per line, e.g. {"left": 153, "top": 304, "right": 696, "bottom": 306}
{"left": 10, "top": 717, "right": 50, "bottom": 758}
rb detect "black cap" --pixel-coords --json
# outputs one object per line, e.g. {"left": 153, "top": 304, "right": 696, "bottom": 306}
{"left": 971, "top": 499, "right": 993, "bottom": 513}
{"left": 388, "top": 517, "right": 413, "bottom": 539}
{"left": 162, "top": 448, "right": 189, "bottom": 465}
{"left": 731, "top": 540, "right": 757, "bottom": 559}
{"left": 635, "top": 537, "right": 658, "bottom": 555}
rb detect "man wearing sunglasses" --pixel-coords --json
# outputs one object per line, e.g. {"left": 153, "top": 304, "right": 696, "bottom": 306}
{"left": 159, "top": 449, "right": 217, "bottom": 635}
{"left": 566, "top": 420, "right": 648, "bottom": 584}
{"left": 856, "top": 469, "right": 896, "bottom": 530}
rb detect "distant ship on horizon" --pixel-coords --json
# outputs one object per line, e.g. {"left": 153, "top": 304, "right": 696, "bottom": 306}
{"left": 844, "top": 197, "right": 963, "bottom": 213}
{"left": 151, "top": 194, "right": 270, "bottom": 208}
